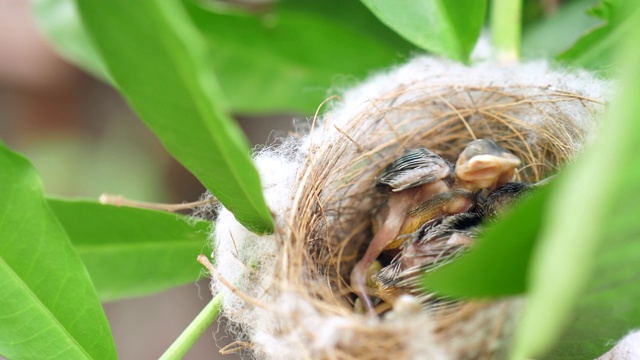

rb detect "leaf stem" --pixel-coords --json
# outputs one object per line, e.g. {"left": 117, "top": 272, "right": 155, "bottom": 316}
{"left": 99, "top": 193, "right": 218, "bottom": 212}
{"left": 491, "top": 0, "right": 522, "bottom": 62}
{"left": 159, "top": 293, "right": 224, "bottom": 360}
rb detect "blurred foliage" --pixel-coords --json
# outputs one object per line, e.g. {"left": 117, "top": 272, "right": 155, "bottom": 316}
{"left": 34, "top": 0, "right": 418, "bottom": 115}
{"left": 522, "top": 0, "right": 601, "bottom": 59}
{"left": 186, "top": 0, "right": 417, "bottom": 114}
{"left": 19, "top": 123, "right": 166, "bottom": 202}
{"left": 360, "top": 0, "right": 487, "bottom": 62}
{"left": 557, "top": 0, "right": 637, "bottom": 70}
{"left": 33, "top": 0, "right": 111, "bottom": 81}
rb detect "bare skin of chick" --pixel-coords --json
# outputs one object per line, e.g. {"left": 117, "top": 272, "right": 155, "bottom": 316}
{"left": 351, "top": 148, "right": 453, "bottom": 315}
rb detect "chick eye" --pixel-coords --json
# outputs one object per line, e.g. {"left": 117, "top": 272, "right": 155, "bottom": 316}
{"left": 468, "top": 146, "right": 481, "bottom": 155}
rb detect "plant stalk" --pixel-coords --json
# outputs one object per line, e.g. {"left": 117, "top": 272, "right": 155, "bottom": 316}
{"left": 491, "top": 0, "right": 522, "bottom": 62}
{"left": 159, "top": 293, "right": 224, "bottom": 360}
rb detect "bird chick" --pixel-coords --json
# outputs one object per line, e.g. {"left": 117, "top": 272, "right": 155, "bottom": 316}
{"left": 454, "top": 139, "right": 522, "bottom": 193}
{"left": 351, "top": 148, "right": 453, "bottom": 315}
{"left": 374, "top": 212, "right": 481, "bottom": 304}
{"left": 353, "top": 141, "right": 522, "bottom": 315}
{"left": 394, "top": 139, "right": 522, "bottom": 251}
{"left": 481, "top": 181, "right": 531, "bottom": 217}
{"left": 374, "top": 181, "right": 533, "bottom": 306}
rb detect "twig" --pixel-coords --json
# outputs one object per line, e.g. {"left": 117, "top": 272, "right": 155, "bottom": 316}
{"left": 334, "top": 125, "right": 366, "bottom": 153}
{"left": 99, "top": 194, "right": 218, "bottom": 212}
{"left": 197, "top": 255, "right": 268, "bottom": 309}
{"left": 219, "top": 341, "right": 252, "bottom": 354}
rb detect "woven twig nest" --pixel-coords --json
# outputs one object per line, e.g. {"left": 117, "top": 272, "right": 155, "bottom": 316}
{"left": 210, "top": 57, "right": 609, "bottom": 359}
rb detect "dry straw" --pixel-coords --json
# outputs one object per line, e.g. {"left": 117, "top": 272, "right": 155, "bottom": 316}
{"left": 206, "top": 56, "right": 610, "bottom": 359}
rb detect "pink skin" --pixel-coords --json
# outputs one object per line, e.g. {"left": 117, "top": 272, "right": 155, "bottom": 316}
{"left": 351, "top": 181, "right": 448, "bottom": 315}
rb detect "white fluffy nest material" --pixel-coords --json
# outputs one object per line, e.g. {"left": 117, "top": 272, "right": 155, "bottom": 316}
{"left": 209, "top": 56, "right": 610, "bottom": 359}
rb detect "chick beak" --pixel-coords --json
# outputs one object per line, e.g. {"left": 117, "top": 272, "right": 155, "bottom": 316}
{"left": 456, "top": 152, "right": 521, "bottom": 191}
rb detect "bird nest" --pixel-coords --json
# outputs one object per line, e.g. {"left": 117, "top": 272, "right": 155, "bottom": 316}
{"left": 209, "top": 57, "right": 609, "bottom": 360}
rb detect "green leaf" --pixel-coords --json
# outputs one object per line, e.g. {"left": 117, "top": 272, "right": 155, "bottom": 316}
{"left": 32, "top": 0, "right": 111, "bottom": 81}
{"left": 557, "top": 0, "right": 635, "bottom": 70}
{"left": 47, "top": 199, "right": 211, "bottom": 301}
{"left": 76, "top": 0, "right": 273, "bottom": 233}
{"left": 185, "top": 0, "right": 415, "bottom": 114}
{"left": 0, "top": 143, "right": 116, "bottom": 360}
{"left": 359, "top": 0, "right": 487, "bottom": 62}
{"left": 422, "top": 184, "right": 552, "bottom": 298}
{"left": 543, "top": 200, "right": 640, "bottom": 359}
{"left": 513, "top": 7, "right": 640, "bottom": 359}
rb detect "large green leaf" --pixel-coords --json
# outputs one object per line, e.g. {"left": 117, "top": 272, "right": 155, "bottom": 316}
{"left": 185, "top": 0, "right": 414, "bottom": 114}
{"left": 513, "top": 7, "right": 640, "bottom": 359}
{"left": 32, "top": 0, "right": 110, "bottom": 81}
{"left": 557, "top": 0, "right": 635, "bottom": 70}
{"left": 543, "top": 192, "right": 640, "bottom": 359}
{"left": 47, "top": 199, "right": 211, "bottom": 301}
{"left": 422, "top": 184, "right": 552, "bottom": 298}
{"left": 76, "top": 0, "right": 273, "bottom": 233}
{"left": 359, "top": 0, "right": 487, "bottom": 62}
{"left": 0, "top": 143, "right": 116, "bottom": 360}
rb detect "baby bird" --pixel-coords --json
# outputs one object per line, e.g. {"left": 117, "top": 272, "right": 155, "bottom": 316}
{"left": 393, "top": 139, "right": 522, "bottom": 254}
{"left": 351, "top": 148, "right": 453, "bottom": 315}
{"left": 374, "top": 212, "right": 482, "bottom": 304}
{"left": 374, "top": 181, "right": 533, "bottom": 306}
{"left": 352, "top": 140, "right": 522, "bottom": 315}
{"left": 481, "top": 181, "right": 531, "bottom": 217}
{"left": 454, "top": 139, "right": 522, "bottom": 193}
